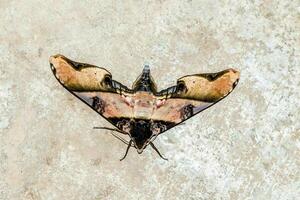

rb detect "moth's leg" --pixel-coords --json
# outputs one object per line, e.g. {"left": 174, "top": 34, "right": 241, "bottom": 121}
{"left": 109, "top": 132, "right": 132, "bottom": 146}
{"left": 149, "top": 142, "right": 168, "bottom": 161}
{"left": 93, "top": 126, "right": 125, "bottom": 134}
{"left": 93, "top": 127, "right": 135, "bottom": 147}
{"left": 120, "top": 140, "right": 132, "bottom": 161}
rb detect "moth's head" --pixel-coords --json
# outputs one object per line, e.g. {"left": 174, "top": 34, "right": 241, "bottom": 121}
{"left": 129, "top": 120, "right": 156, "bottom": 153}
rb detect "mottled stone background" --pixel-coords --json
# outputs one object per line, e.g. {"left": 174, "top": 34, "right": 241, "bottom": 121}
{"left": 0, "top": 1, "right": 299, "bottom": 199}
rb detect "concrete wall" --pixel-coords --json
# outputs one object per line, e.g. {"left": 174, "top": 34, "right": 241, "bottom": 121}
{"left": 0, "top": 1, "right": 299, "bottom": 199}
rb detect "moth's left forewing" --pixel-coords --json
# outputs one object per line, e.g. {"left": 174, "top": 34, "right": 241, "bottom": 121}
{"left": 49, "top": 54, "right": 134, "bottom": 130}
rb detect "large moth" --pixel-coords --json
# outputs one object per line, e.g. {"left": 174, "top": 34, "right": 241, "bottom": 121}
{"left": 50, "top": 55, "right": 240, "bottom": 160}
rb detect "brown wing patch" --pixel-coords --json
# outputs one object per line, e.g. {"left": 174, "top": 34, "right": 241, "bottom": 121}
{"left": 49, "top": 54, "right": 111, "bottom": 91}
{"left": 173, "top": 68, "right": 240, "bottom": 102}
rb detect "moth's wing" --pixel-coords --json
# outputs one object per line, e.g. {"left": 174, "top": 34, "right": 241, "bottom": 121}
{"left": 49, "top": 54, "right": 134, "bottom": 129}
{"left": 153, "top": 68, "right": 240, "bottom": 132}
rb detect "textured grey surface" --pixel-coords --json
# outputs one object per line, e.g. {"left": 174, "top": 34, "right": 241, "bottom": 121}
{"left": 0, "top": 1, "right": 299, "bottom": 199}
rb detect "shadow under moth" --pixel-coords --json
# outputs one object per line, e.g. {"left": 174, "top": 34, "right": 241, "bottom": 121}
{"left": 50, "top": 55, "right": 240, "bottom": 161}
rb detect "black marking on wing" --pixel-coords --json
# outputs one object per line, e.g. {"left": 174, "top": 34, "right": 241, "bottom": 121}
{"left": 91, "top": 96, "right": 105, "bottom": 114}
{"left": 180, "top": 69, "right": 231, "bottom": 81}
{"left": 180, "top": 104, "right": 194, "bottom": 120}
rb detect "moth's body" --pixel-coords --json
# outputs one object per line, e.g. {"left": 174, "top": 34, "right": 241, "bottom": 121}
{"left": 50, "top": 55, "right": 240, "bottom": 160}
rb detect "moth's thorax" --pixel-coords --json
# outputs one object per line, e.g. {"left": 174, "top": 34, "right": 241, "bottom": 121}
{"left": 132, "top": 65, "right": 157, "bottom": 93}
{"left": 133, "top": 91, "right": 156, "bottom": 119}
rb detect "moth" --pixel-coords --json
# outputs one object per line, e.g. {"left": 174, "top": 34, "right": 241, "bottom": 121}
{"left": 50, "top": 55, "right": 240, "bottom": 161}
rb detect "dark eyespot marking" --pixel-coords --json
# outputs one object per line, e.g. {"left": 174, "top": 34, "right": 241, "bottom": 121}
{"left": 104, "top": 75, "right": 112, "bottom": 86}
{"left": 197, "top": 69, "right": 229, "bottom": 81}
{"left": 50, "top": 63, "right": 55, "bottom": 73}
{"left": 233, "top": 78, "right": 239, "bottom": 88}
{"left": 180, "top": 104, "right": 194, "bottom": 120}
{"left": 91, "top": 96, "right": 105, "bottom": 114}
{"left": 74, "top": 63, "right": 84, "bottom": 68}
{"left": 176, "top": 81, "right": 186, "bottom": 93}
